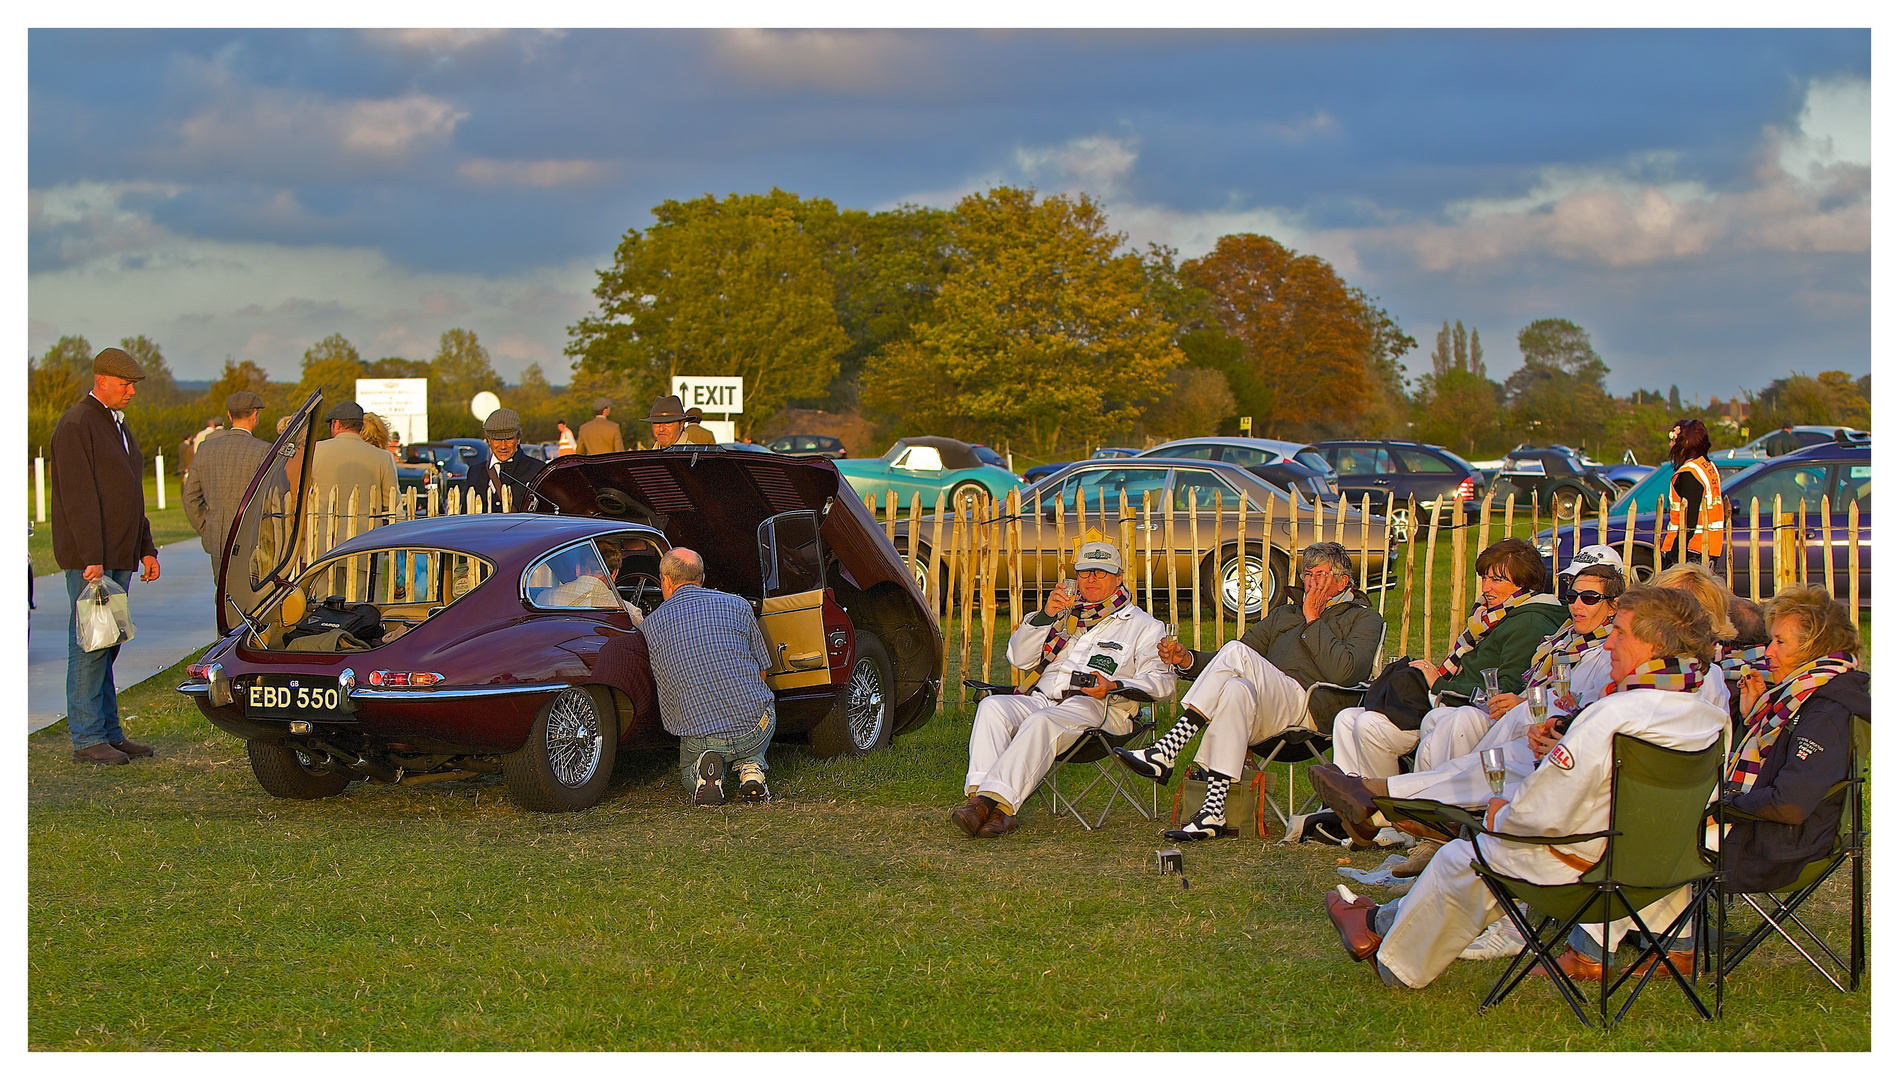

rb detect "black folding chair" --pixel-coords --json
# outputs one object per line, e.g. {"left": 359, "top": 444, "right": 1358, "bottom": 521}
{"left": 963, "top": 679, "right": 1158, "bottom": 831}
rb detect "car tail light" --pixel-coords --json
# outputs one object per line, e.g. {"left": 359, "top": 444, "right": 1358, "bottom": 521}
{"left": 1455, "top": 477, "right": 1478, "bottom": 502}
{"left": 367, "top": 670, "right": 444, "bottom": 688}
{"left": 187, "top": 662, "right": 210, "bottom": 680}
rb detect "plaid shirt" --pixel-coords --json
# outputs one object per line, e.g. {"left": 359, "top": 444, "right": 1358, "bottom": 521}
{"left": 641, "top": 584, "right": 774, "bottom": 738}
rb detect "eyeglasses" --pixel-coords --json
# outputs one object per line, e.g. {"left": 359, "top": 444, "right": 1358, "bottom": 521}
{"left": 1562, "top": 590, "right": 1613, "bottom": 606}
{"left": 1301, "top": 568, "right": 1344, "bottom": 579}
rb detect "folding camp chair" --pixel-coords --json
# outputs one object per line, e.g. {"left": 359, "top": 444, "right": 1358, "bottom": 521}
{"left": 1249, "top": 622, "right": 1387, "bottom": 830}
{"left": 1718, "top": 714, "right": 1868, "bottom": 991}
{"left": 1376, "top": 732, "right": 1726, "bottom": 1029}
{"left": 962, "top": 680, "right": 1158, "bottom": 831}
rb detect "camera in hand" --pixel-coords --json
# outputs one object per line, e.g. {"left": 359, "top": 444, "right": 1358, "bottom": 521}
{"left": 1069, "top": 672, "right": 1099, "bottom": 689}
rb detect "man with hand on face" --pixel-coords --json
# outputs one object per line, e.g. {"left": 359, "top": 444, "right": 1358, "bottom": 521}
{"left": 479, "top": 408, "right": 545, "bottom": 511}
{"left": 951, "top": 541, "right": 1176, "bottom": 839}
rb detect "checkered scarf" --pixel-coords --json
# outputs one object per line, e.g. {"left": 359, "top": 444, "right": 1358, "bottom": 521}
{"left": 1611, "top": 655, "right": 1706, "bottom": 696}
{"left": 1523, "top": 621, "right": 1611, "bottom": 689}
{"left": 1439, "top": 589, "right": 1536, "bottom": 679}
{"left": 1727, "top": 652, "right": 1856, "bottom": 794}
{"left": 1320, "top": 586, "right": 1358, "bottom": 614}
{"left": 1716, "top": 642, "right": 1771, "bottom": 681}
{"left": 1041, "top": 583, "right": 1132, "bottom": 666}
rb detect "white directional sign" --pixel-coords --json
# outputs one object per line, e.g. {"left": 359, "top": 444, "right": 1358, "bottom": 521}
{"left": 355, "top": 378, "right": 430, "bottom": 445}
{"left": 671, "top": 375, "right": 744, "bottom": 414}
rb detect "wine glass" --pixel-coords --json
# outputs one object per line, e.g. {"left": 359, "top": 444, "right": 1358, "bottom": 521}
{"left": 1481, "top": 667, "right": 1502, "bottom": 701}
{"left": 1480, "top": 747, "right": 1509, "bottom": 797}
{"left": 1527, "top": 685, "right": 1553, "bottom": 726}
{"left": 1161, "top": 622, "right": 1179, "bottom": 646}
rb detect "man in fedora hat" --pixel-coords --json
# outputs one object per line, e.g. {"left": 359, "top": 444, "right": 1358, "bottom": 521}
{"left": 183, "top": 390, "right": 271, "bottom": 585}
{"left": 50, "top": 347, "right": 162, "bottom": 765}
{"left": 480, "top": 408, "right": 546, "bottom": 511}
{"left": 641, "top": 394, "right": 698, "bottom": 449}
{"left": 576, "top": 397, "right": 624, "bottom": 455}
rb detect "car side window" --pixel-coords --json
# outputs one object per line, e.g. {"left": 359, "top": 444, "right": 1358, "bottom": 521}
{"left": 1731, "top": 465, "right": 1829, "bottom": 514}
{"left": 1162, "top": 443, "right": 1220, "bottom": 460}
{"left": 1221, "top": 446, "right": 1276, "bottom": 468}
{"left": 759, "top": 511, "right": 825, "bottom": 597}
{"left": 1336, "top": 447, "right": 1393, "bottom": 476}
{"left": 1832, "top": 465, "right": 1871, "bottom": 512}
{"left": 1394, "top": 449, "right": 1452, "bottom": 474}
{"left": 893, "top": 445, "right": 944, "bottom": 471}
{"left": 1172, "top": 469, "right": 1242, "bottom": 512}
{"left": 524, "top": 542, "right": 620, "bottom": 610}
{"left": 1061, "top": 467, "right": 1171, "bottom": 515}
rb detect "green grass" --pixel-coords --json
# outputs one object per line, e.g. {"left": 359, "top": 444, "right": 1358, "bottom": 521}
{"left": 28, "top": 473, "right": 198, "bottom": 575}
{"left": 29, "top": 645, "right": 1869, "bottom": 1050}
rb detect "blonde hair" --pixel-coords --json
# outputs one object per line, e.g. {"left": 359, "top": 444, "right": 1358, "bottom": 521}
{"left": 1762, "top": 584, "right": 1861, "bottom": 666}
{"left": 360, "top": 412, "right": 391, "bottom": 454}
{"left": 1617, "top": 587, "right": 1716, "bottom": 665}
{"left": 1654, "top": 561, "right": 1738, "bottom": 641}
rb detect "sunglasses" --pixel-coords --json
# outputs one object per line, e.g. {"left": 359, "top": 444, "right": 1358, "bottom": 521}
{"left": 1562, "top": 590, "right": 1613, "bottom": 606}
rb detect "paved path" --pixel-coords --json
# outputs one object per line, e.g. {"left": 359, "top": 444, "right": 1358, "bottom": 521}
{"left": 28, "top": 539, "right": 219, "bottom": 734}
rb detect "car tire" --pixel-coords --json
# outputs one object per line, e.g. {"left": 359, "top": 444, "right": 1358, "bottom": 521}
{"left": 1548, "top": 486, "right": 1587, "bottom": 520}
{"left": 903, "top": 540, "right": 950, "bottom": 602}
{"left": 1202, "top": 544, "right": 1288, "bottom": 620}
{"left": 947, "top": 481, "right": 988, "bottom": 518}
{"left": 812, "top": 636, "right": 893, "bottom": 759}
{"left": 247, "top": 740, "right": 351, "bottom": 800}
{"left": 502, "top": 686, "right": 617, "bottom": 812}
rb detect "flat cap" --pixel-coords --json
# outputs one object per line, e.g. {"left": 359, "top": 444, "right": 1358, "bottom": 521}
{"left": 323, "top": 401, "right": 365, "bottom": 423}
{"left": 592, "top": 397, "right": 613, "bottom": 413}
{"left": 225, "top": 391, "right": 264, "bottom": 413}
{"left": 93, "top": 347, "right": 146, "bottom": 381}
{"left": 482, "top": 408, "right": 522, "bottom": 437}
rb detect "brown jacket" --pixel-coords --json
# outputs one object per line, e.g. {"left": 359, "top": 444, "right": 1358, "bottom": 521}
{"left": 183, "top": 427, "right": 272, "bottom": 562}
{"left": 51, "top": 393, "right": 156, "bottom": 571}
{"left": 576, "top": 415, "right": 625, "bottom": 455}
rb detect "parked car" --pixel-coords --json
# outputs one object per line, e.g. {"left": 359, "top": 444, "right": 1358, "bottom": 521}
{"left": 1491, "top": 444, "right": 1621, "bottom": 518}
{"left": 1135, "top": 438, "right": 1340, "bottom": 504}
{"left": 402, "top": 442, "right": 474, "bottom": 498}
{"left": 834, "top": 436, "right": 1023, "bottom": 514}
{"left": 892, "top": 456, "right": 1396, "bottom": 618}
{"left": 179, "top": 394, "right": 944, "bottom": 811}
{"left": 768, "top": 434, "right": 847, "bottom": 460}
{"left": 1710, "top": 425, "right": 1869, "bottom": 465}
{"left": 1022, "top": 446, "right": 1138, "bottom": 485}
{"left": 1588, "top": 450, "right": 1655, "bottom": 495}
{"left": 1605, "top": 456, "right": 1754, "bottom": 524}
{"left": 1313, "top": 440, "right": 1488, "bottom": 534}
{"left": 1535, "top": 441, "right": 1870, "bottom": 600}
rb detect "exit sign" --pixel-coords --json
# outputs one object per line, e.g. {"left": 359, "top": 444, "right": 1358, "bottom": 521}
{"left": 671, "top": 376, "right": 745, "bottom": 413}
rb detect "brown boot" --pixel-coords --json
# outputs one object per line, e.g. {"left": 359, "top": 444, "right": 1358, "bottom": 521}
{"left": 110, "top": 739, "right": 155, "bottom": 758}
{"left": 976, "top": 812, "right": 1019, "bottom": 838}
{"left": 1391, "top": 838, "right": 1442, "bottom": 878}
{"left": 1529, "top": 947, "right": 1603, "bottom": 982}
{"left": 950, "top": 794, "right": 994, "bottom": 838}
{"left": 74, "top": 743, "right": 131, "bottom": 766}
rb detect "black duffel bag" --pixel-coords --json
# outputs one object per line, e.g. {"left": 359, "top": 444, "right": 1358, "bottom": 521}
{"left": 284, "top": 595, "right": 385, "bottom": 647}
{"left": 1361, "top": 655, "right": 1433, "bottom": 732}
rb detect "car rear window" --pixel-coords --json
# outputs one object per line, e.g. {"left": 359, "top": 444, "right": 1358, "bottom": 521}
{"left": 1396, "top": 449, "right": 1455, "bottom": 474}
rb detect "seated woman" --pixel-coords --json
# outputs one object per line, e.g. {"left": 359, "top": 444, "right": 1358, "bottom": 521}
{"left": 1724, "top": 584, "right": 1867, "bottom": 894}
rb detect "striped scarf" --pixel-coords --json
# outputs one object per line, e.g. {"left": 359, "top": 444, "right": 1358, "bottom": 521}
{"left": 1610, "top": 655, "right": 1706, "bottom": 696}
{"left": 1716, "top": 642, "right": 1771, "bottom": 681}
{"left": 1523, "top": 621, "right": 1611, "bottom": 689}
{"left": 1439, "top": 589, "right": 1535, "bottom": 679}
{"left": 1042, "top": 583, "right": 1132, "bottom": 666}
{"left": 1727, "top": 652, "right": 1856, "bottom": 794}
{"left": 1320, "top": 587, "right": 1358, "bottom": 614}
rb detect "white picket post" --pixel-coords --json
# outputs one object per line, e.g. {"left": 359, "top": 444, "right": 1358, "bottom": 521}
{"left": 155, "top": 453, "right": 167, "bottom": 510}
{"left": 34, "top": 455, "right": 47, "bottom": 522}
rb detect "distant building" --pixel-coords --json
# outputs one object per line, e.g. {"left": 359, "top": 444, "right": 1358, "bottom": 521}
{"left": 1706, "top": 395, "right": 1750, "bottom": 431}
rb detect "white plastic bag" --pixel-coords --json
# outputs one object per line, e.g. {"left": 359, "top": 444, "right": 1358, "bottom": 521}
{"left": 75, "top": 576, "right": 134, "bottom": 652}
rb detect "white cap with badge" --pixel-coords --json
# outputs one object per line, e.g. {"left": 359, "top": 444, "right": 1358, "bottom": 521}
{"left": 1561, "top": 544, "right": 1626, "bottom": 578}
{"left": 1075, "top": 542, "right": 1123, "bottom": 574}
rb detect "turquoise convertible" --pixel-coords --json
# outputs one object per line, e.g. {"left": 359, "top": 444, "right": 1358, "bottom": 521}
{"left": 834, "top": 436, "right": 1023, "bottom": 514}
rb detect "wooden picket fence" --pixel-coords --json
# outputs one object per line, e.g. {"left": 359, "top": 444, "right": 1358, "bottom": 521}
{"left": 251, "top": 482, "right": 515, "bottom": 603}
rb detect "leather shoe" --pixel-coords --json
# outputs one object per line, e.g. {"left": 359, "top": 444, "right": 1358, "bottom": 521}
{"left": 1529, "top": 947, "right": 1603, "bottom": 982}
{"left": 74, "top": 743, "right": 132, "bottom": 766}
{"left": 110, "top": 739, "right": 154, "bottom": 758}
{"left": 1629, "top": 950, "right": 1697, "bottom": 982}
{"left": 950, "top": 795, "right": 994, "bottom": 838}
{"left": 1112, "top": 745, "right": 1173, "bottom": 785}
{"left": 976, "top": 811, "right": 1019, "bottom": 838}
{"left": 1391, "top": 838, "right": 1442, "bottom": 878}
{"left": 1308, "top": 764, "right": 1381, "bottom": 846}
{"left": 1326, "top": 889, "right": 1383, "bottom": 962}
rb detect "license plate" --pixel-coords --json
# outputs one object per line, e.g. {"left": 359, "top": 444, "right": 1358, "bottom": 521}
{"left": 243, "top": 675, "right": 346, "bottom": 719}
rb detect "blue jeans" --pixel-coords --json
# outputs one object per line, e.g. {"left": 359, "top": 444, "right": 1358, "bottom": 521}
{"left": 66, "top": 568, "right": 133, "bottom": 750}
{"left": 677, "top": 702, "right": 776, "bottom": 793}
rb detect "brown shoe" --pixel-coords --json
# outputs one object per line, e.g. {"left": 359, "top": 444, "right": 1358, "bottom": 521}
{"left": 1326, "top": 890, "right": 1383, "bottom": 961}
{"left": 1529, "top": 947, "right": 1603, "bottom": 982}
{"left": 1628, "top": 950, "right": 1697, "bottom": 982}
{"left": 950, "top": 795, "right": 994, "bottom": 838}
{"left": 1391, "top": 838, "right": 1443, "bottom": 878}
{"left": 1308, "top": 764, "right": 1381, "bottom": 845}
{"left": 110, "top": 739, "right": 154, "bottom": 758}
{"left": 976, "top": 812, "right": 1019, "bottom": 838}
{"left": 1394, "top": 818, "right": 1459, "bottom": 844}
{"left": 74, "top": 743, "right": 132, "bottom": 766}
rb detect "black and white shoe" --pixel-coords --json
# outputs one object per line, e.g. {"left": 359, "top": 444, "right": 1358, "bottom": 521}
{"left": 1113, "top": 745, "right": 1174, "bottom": 785}
{"left": 1163, "top": 809, "right": 1238, "bottom": 842}
{"left": 694, "top": 751, "right": 726, "bottom": 806}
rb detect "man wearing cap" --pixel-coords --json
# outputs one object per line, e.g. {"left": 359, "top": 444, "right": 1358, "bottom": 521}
{"left": 183, "top": 391, "right": 271, "bottom": 587}
{"left": 951, "top": 541, "right": 1176, "bottom": 838}
{"left": 50, "top": 347, "right": 162, "bottom": 765}
{"left": 480, "top": 408, "right": 546, "bottom": 512}
{"left": 681, "top": 407, "right": 717, "bottom": 446}
{"left": 576, "top": 398, "right": 625, "bottom": 455}
{"left": 640, "top": 394, "right": 700, "bottom": 449}
{"left": 308, "top": 401, "right": 397, "bottom": 548}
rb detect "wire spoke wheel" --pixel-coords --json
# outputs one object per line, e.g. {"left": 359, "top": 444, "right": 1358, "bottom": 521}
{"left": 845, "top": 657, "right": 887, "bottom": 752}
{"left": 544, "top": 688, "right": 604, "bottom": 789}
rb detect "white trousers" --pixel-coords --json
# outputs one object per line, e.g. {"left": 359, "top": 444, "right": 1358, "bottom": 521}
{"left": 1330, "top": 706, "right": 1419, "bottom": 779}
{"left": 966, "top": 691, "right": 1121, "bottom": 815}
{"left": 1376, "top": 838, "right": 1504, "bottom": 988}
{"left": 1180, "top": 640, "right": 1312, "bottom": 780}
{"left": 1414, "top": 705, "right": 1494, "bottom": 773}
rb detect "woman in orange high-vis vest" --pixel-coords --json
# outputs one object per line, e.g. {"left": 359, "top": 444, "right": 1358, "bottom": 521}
{"left": 1662, "top": 418, "right": 1724, "bottom": 567}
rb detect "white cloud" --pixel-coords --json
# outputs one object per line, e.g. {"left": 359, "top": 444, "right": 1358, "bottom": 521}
{"left": 162, "top": 88, "right": 467, "bottom": 180}
{"left": 457, "top": 158, "right": 610, "bottom": 188}
{"left": 1779, "top": 75, "right": 1870, "bottom": 180}
{"left": 707, "top": 29, "right": 936, "bottom": 92}
{"left": 1014, "top": 136, "right": 1139, "bottom": 199}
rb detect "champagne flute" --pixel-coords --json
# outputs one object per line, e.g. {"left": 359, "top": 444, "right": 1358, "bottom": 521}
{"left": 1527, "top": 685, "right": 1553, "bottom": 727}
{"left": 1481, "top": 667, "right": 1502, "bottom": 701}
{"left": 1161, "top": 621, "right": 1179, "bottom": 646}
{"left": 1480, "top": 747, "right": 1509, "bottom": 797}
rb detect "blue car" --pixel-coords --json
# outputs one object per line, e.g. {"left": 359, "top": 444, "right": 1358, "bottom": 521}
{"left": 1022, "top": 446, "right": 1139, "bottom": 485}
{"left": 834, "top": 436, "right": 1023, "bottom": 515}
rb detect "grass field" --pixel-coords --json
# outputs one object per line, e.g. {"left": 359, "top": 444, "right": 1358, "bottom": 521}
{"left": 29, "top": 629, "right": 1870, "bottom": 1051}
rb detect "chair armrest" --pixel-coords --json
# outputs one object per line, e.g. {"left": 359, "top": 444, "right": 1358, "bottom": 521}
{"left": 1376, "top": 796, "right": 1612, "bottom": 847}
{"left": 1112, "top": 686, "right": 1156, "bottom": 703}
{"left": 961, "top": 679, "right": 1021, "bottom": 698}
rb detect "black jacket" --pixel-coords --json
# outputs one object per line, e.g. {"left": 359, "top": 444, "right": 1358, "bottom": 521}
{"left": 485, "top": 450, "right": 547, "bottom": 511}
{"left": 51, "top": 394, "right": 156, "bottom": 571}
{"left": 1176, "top": 592, "right": 1385, "bottom": 734}
{"left": 1721, "top": 670, "right": 1869, "bottom": 893}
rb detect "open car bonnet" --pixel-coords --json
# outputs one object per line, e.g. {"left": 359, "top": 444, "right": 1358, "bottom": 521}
{"left": 217, "top": 391, "right": 325, "bottom": 636}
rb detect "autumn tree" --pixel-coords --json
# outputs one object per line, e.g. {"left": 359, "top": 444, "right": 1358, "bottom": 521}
{"left": 1753, "top": 370, "right": 1871, "bottom": 430}
{"left": 117, "top": 335, "right": 182, "bottom": 404}
{"left": 297, "top": 333, "right": 366, "bottom": 414}
{"left": 1145, "top": 367, "right": 1239, "bottom": 442}
{"left": 1135, "top": 244, "right": 1250, "bottom": 440}
{"left": 826, "top": 203, "right": 954, "bottom": 407}
{"left": 1181, "top": 234, "right": 1373, "bottom": 438}
{"left": 860, "top": 187, "right": 1181, "bottom": 454}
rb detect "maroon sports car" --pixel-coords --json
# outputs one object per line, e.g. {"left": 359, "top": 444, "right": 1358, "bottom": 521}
{"left": 179, "top": 393, "right": 943, "bottom": 810}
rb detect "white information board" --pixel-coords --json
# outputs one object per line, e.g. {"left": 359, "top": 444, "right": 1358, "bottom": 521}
{"left": 671, "top": 375, "right": 744, "bottom": 414}
{"left": 355, "top": 378, "right": 429, "bottom": 445}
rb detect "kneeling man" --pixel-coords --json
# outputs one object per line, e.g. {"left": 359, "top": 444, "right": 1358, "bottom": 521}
{"left": 952, "top": 542, "right": 1175, "bottom": 838}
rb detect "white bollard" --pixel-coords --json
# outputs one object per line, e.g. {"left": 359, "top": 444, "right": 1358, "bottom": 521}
{"left": 156, "top": 453, "right": 167, "bottom": 510}
{"left": 34, "top": 456, "right": 47, "bottom": 523}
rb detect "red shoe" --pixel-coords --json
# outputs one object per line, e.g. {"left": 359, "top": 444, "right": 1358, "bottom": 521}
{"left": 1326, "top": 890, "right": 1383, "bottom": 962}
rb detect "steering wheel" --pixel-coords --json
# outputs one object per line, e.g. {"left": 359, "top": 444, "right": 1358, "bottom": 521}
{"left": 618, "top": 572, "right": 663, "bottom": 613}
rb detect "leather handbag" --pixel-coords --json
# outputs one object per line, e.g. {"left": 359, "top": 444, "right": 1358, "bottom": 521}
{"left": 1361, "top": 655, "right": 1433, "bottom": 732}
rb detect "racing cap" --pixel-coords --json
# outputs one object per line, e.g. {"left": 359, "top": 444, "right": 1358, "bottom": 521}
{"left": 1075, "top": 541, "right": 1123, "bottom": 575}
{"left": 1561, "top": 544, "right": 1626, "bottom": 578}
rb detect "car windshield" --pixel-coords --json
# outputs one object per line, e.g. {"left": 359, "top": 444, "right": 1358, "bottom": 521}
{"left": 973, "top": 446, "right": 1007, "bottom": 469}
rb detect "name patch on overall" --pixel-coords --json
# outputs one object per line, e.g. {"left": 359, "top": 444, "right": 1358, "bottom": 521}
{"left": 1088, "top": 654, "right": 1119, "bottom": 675}
{"left": 1549, "top": 744, "right": 1575, "bottom": 770}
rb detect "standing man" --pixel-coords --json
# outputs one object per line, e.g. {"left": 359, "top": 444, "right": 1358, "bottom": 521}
{"left": 640, "top": 394, "right": 695, "bottom": 449}
{"left": 51, "top": 347, "right": 161, "bottom": 765}
{"left": 182, "top": 391, "right": 271, "bottom": 586}
{"left": 682, "top": 407, "right": 718, "bottom": 445}
{"left": 576, "top": 397, "right": 625, "bottom": 455}
{"left": 479, "top": 408, "right": 546, "bottom": 511}
{"left": 555, "top": 421, "right": 579, "bottom": 457}
{"left": 307, "top": 401, "right": 397, "bottom": 560}
{"left": 641, "top": 548, "right": 777, "bottom": 805}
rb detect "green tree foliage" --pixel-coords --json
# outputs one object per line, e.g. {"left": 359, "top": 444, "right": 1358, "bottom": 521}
{"left": 365, "top": 356, "right": 432, "bottom": 379}
{"left": 1503, "top": 318, "right": 1615, "bottom": 450}
{"left": 1411, "top": 368, "right": 1502, "bottom": 456}
{"left": 296, "top": 333, "right": 366, "bottom": 415}
{"left": 1181, "top": 234, "right": 1372, "bottom": 438}
{"left": 567, "top": 189, "right": 848, "bottom": 433}
{"left": 860, "top": 187, "right": 1181, "bottom": 455}
{"left": 1145, "top": 366, "right": 1239, "bottom": 442}
{"left": 1752, "top": 371, "right": 1871, "bottom": 430}
{"left": 1337, "top": 290, "right": 1417, "bottom": 439}
{"left": 118, "top": 335, "right": 182, "bottom": 405}
{"left": 825, "top": 204, "right": 953, "bottom": 407}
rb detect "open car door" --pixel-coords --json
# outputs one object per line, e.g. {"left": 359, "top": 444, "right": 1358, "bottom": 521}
{"left": 757, "top": 510, "right": 831, "bottom": 691}
{"left": 216, "top": 392, "right": 325, "bottom": 636}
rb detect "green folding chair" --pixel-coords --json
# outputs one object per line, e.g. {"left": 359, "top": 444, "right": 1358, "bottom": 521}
{"left": 1376, "top": 732, "right": 1725, "bottom": 1029}
{"left": 1719, "top": 714, "right": 1868, "bottom": 991}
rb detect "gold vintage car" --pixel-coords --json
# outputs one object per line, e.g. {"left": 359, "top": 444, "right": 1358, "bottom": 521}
{"left": 893, "top": 456, "right": 1398, "bottom": 618}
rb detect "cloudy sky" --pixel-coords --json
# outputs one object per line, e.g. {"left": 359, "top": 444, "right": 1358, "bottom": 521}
{"left": 27, "top": 27, "right": 1870, "bottom": 401}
